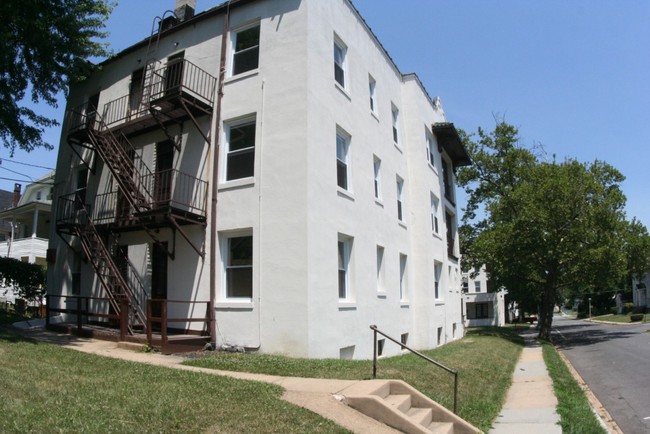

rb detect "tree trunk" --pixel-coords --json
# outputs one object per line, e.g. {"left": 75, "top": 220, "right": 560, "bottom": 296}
{"left": 538, "top": 284, "right": 556, "bottom": 341}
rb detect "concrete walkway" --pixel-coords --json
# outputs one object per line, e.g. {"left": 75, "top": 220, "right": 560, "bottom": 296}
{"left": 490, "top": 329, "right": 561, "bottom": 434}
{"left": 9, "top": 322, "right": 400, "bottom": 434}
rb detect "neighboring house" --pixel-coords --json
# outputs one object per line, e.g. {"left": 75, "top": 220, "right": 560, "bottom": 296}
{"left": 632, "top": 274, "right": 650, "bottom": 311}
{"left": 462, "top": 267, "right": 506, "bottom": 327}
{"left": 47, "top": 0, "right": 471, "bottom": 358}
{"left": 0, "top": 173, "right": 54, "bottom": 265}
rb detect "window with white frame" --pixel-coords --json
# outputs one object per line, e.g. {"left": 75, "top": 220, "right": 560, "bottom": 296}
{"left": 426, "top": 128, "right": 436, "bottom": 166}
{"left": 225, "top": 117, "right": 256, "bottom": 181}
{"left": 336, "top": 128, "right": 351, "bottom": 190}
{"left": 396, "top": 176, "right": 404, "bottom": 222}
{"left": 232, "top": 23, "right": 260, "bottom": 76}
{"left": 224, "top": 234, "right": 253, "bottom": 298}
{"left": 391, "top": 104, "right": 400, "bottom": 144}
{"left": 399, "top": 253, "right": 408, "bottom": 301}
{"left": 338, "top": 235, "right": 353, "bottom": 300}
{"left": 474, "top": 281, "right": 481, "bottom": 293}
{"left": 333, "top": 36, "right": 347, "bottom": 88}
{"left": 376, "top": 245, "right": 385, "bottom": 292}
{"left": 369, "top": 75, "right": 377, "bottom": 113}
{"left": 431, "top": 193, "right": 440, "bottom": 234}
{"left": 373, "top": 156, "right": 381, "bottom": 200}
{"left": 434, "top": 261, "right": 442, "bottom": 300}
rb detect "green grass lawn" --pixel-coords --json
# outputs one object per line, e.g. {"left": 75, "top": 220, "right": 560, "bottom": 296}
{"left": 185, "top": 327, "right": 524, "bottom": 432}
{"left": 1, "top": 308, "right": 524, "bottom": 434}
{"left": 0, "top": 324, "right": 349, "bottom": 433}
{"left": 542, "top": 341, "right": 607, "bottom": 434}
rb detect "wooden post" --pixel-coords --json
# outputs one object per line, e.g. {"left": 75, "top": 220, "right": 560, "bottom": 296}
{"left": 120, "top": 298, "right": 128, "bottom": 341}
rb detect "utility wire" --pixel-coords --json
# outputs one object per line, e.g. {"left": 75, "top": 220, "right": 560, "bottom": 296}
{"left": 0, "top": 166, "right": 33, "bottom": 181}
{"left": 0, "top": 177, "right": 53, "bottom": 185}
{"left": 0, "top": 158, "right": 54, "bottom": 171}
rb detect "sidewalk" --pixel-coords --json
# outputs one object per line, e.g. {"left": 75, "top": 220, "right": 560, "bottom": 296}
{"left": 490, "top": 329, "right": 561, "bottom": 434}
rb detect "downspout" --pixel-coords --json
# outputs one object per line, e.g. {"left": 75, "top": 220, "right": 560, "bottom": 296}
{"left": 209, "top": 4, "right": 230, "bottom": 346}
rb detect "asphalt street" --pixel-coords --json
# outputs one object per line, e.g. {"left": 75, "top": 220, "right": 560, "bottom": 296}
{"left": 552, "top": 315, "right": 650, "bottom": 434}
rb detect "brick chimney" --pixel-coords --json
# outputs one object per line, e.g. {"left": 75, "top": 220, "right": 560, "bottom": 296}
{"left": 175, "top": 0, "right": 196, "bottom": 22}
{"left": 12, "top": 183, "right": 21, "bottom": 207}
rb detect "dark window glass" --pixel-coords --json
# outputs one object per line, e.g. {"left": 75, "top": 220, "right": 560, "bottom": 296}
{"left": 227, "top": 236, "right": 253, "bottom": 298}
{"left": 227, "top": 122, "right": 256, "bottom": 180}
{"left": 233, "top": 26, "right": 260, "bottom": 75}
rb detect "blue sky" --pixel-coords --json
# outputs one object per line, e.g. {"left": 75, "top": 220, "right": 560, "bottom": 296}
{"left": 4, "top": 0, "right": 649, "bottom": 227}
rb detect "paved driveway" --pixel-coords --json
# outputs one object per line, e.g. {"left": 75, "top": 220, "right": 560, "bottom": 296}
{"left": 552, "top": 316, "right": 650, "bottom": 434}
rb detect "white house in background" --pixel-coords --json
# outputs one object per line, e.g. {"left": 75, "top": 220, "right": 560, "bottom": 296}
{"left": 0, "top": 172, "right": 55, "bottom": 265}
{"left": 462, "top": 267, "right": 506, "bottom": 327}
{"left": 632, "top": 274, "right": 649, "bottom": 311}
{"left": 47, "top": 0, "right": 471, "bottom": 358}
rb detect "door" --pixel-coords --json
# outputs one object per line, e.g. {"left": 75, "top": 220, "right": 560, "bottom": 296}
{"left": 150, "top": 242, "right": 168, "bottom": 326}
{"left": 154, "top": 140, "right": 174, "bottom": 207}
{"left": 86, "top": 93, "right": 100, "bottom": 130}
{"left": 129, "top": 68, "right": 144, "bottom": 117}
{"left": 164, "top": 52, "right": 184, "bottom": 96}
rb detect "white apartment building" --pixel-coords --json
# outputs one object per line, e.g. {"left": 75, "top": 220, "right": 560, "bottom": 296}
{"left": 462, "top": 267, "right": 506, "bottom": 327}
{"left": 47, "top": 0, "right": 471, "bottom": 358}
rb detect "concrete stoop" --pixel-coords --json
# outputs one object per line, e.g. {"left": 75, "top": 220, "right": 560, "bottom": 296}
{"left": 340, "top": 380, "right": 482, "bottom": 434}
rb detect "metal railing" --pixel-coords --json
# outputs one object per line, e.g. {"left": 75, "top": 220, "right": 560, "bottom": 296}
{"left": 101, "top": 59, "right": 217, "bottom": 129}
{"left": 146, "top": 299, "right": 212, "bottom": 352}
{"left": 370, "top": 324, "right": 459, "bottom": 414}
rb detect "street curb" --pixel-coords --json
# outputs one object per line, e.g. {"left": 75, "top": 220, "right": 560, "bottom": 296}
{"left": 556, "top": 348, "right": 623, "bottom": 434}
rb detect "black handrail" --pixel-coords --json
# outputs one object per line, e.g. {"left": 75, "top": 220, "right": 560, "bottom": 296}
{"left": 370, "top": 324, "right": 459, "bottom": 414}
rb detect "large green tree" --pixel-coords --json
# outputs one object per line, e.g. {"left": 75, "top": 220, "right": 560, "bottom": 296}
{"left": 458, "top": 122, "right": 632, "bottom": 340}
{"left": 0, "top": 0, "right": 113, "bottom": 154}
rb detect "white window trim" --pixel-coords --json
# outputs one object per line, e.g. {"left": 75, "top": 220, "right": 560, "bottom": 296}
{"left": 434, "top": 261, "right": 443, "bottom": 301}
{"left": 396, "top": 176, "right": 405, "bottom": 223}
{"left": 391, "top": 104, "right": 400, "bottom": 145}
{"left": 333, "top": 34, "right": 348, "bottom": 91}
{"left": 221, "top": 230, "right": 254, "bottom": 301}
{"left": 426, "top": 128, "right": 437, "bottom": 171}
{"left": 399, "top": 253, "right": 408, "bottom": 302}
{"left": 338, "top": 234, "right": 354, "bottom": 302}
{"left": 373, "top": 155, "right": 382, "bottom": 201}
{"left": 369, "top": 75, "right": 377, "bottom": 114}
{"left": 336, "top": 127, "right": 352, "bottom": 193}
{"left": 222, "top": 115, "right": 257, "bottom": 184}
{"left": 376, "top": 245, "right": 385, "bottom": 294}
{"left": 230, "top": 21, "right": 261, "bottom": 77}
{"left": 431, "top": 193, "right": 440, "bottom": 235}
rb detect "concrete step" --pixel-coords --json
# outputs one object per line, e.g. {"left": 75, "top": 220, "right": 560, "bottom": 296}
{"left": 341, "top": 379, "right": 482, "bottom": 434}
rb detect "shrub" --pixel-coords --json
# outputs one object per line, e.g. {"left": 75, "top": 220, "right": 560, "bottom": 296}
{"left": 630, "top": 313, "right": 644, "bottom": 322}
{"left": 624, "top": 302, "right": 635, "bottom": 314}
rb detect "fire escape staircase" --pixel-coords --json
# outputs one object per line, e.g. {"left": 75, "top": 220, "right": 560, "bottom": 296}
{"left": 71, "top": 200, "right": 147, "bottom": 334}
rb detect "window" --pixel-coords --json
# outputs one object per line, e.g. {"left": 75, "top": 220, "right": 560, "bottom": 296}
{"left": 446, "top": 210, "right": 456, "bottom": 258}
{"left": 442, "top": 158, "right": 454, "bottom": 203}
{"left": 467, "top": 302, "right": 490, "bottom": 319}
{"left": 377, "top": 338, "right": 385, "bottom": 356}
{"left": 474, "top": 281, "right": 481, "bottom": 292}
{"left": 226, "top": 118, "right": 256, "bottom": 181}
{"left": 336, "top": 129, "right": 351, "bottom": 190}
{"left": 391, "top": 105, "right": 400, "bottom": 144}
{"left": 426, "top": 129, "right": 436, "bottom": 166}
{"left": 400, "top": 333, "right": 408, "bottom": 349}
{"left": 434, "top": 261, "right": 442, "bottom": 300}
{"left": 232, "top": 24, "right": 260, "bottom": 75}
{"left": 396, "top": 177, "right": 404, "bottom": 222}
{"left": 369, "top": 75, "right": 377, "bottom": 112}
{"left": 75, "top": 168, "right": 88, "bottom": 206}
{"left": 338, "top": 235, "right": 353, "bottom": 300}
{"left": 376, "top": 245, "right": 385, "bottom": 292}
{"left": 373, "top": 156, "right": 381, "bottom": 200}
{"left": 462, "top": 278, "right": 469, "bottom": 293}
{"left": 399, "top": 253, "right": 408, "bottom": 301}
{"left": 437, "top": 327, "right": 443, "bottom": 346}
{"left": 430, "top": 193, "right": 440, "bottom": 234}
{"left": 225, "top": 235, "right": 253, "bottom": 298}
{"left": 36, "top": 191, "right": 42, "bottom": 201}
{"left": 333, "top": 36, "right": 347, "bottom": 88}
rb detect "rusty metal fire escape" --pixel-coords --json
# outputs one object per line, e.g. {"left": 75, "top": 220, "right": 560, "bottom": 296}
{"left": 56, "top": 16, "right": 217, "bottom": 337}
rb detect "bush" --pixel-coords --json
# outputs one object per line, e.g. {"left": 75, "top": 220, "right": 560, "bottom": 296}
{"left": 609, "top": 307, "right": 618, "bottom": 315}
{"left": 624, "top": 302, "right": 635, "bottom": 314}
{"left": 630, "top": 313, "right": 644, "bottom": 322}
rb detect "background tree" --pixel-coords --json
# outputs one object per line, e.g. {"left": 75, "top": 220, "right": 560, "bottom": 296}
{"left": 0, "top": 0, "right": 113, "bottom": 154}
{"left": 458, "top": 122, "right": 632, "bottom": 340}
{"left": 0, "top": 257, "right": 46, "bottom": 306}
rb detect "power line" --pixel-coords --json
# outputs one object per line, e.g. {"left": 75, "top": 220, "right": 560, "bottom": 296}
{"left": 0, "top": 158, "right": 54, "bottom": 171}
{"left": 0, "top": 166, "right": 33, "bottom": 181}
{"left": 0, "top": 177, "right": 53, "bottom": 185}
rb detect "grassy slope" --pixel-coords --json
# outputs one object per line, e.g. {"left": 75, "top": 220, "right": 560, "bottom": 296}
{"left": 0, "top": 326, "right": 349, "bottom": 434}
{"left": 185, "top": 327, "right": 524, "bottom": 432}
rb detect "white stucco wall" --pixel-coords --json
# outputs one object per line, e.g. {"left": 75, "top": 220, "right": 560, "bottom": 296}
{"left": 48, "top": 0, "right": 467, "bottom": 359}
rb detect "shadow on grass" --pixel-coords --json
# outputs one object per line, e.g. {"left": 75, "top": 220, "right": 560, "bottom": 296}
{"left": 466, "top": 326, "right": 526, "bottom": 346}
